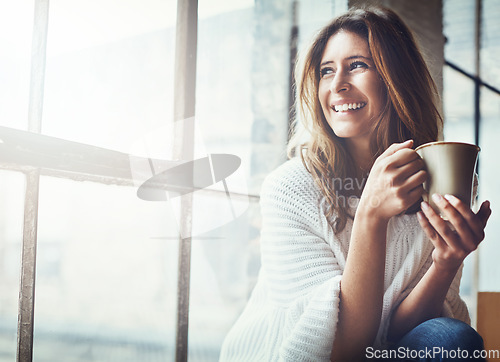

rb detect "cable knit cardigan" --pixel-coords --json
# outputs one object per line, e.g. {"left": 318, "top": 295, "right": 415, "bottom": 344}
{"left": 220, "top": 157, "right": 470, "bottom": 361}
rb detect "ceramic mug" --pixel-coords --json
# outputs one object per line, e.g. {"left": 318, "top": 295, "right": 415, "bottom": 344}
{"left": 415, "top": 141, "right": 480, "bottom": 215}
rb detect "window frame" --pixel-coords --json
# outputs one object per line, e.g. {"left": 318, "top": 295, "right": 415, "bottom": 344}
{"left": 0, "top": 0, "right": 231, "bottom": 361}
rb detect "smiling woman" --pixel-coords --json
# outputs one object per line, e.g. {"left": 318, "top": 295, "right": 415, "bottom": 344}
{"left": 220, "top": 6, "right": 491, "bottom": 362}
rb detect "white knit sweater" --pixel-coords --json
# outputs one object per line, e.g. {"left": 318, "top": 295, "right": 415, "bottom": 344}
{"left": 220, "top": 157, "right": 470, "bottom": 362}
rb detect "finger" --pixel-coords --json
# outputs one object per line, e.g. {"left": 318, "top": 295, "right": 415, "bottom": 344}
{"left": 444, "top": 194, "right": 489, "bottom": 241}
{"left": 390, "top": 148, "right": 422, "bottom": 169}
{"left": 476, "top": 200, "right": 492, "bottom": 228}
{"left": 431, "top": 194, "right": 477, "bottom": 252}
{"left": 405, "top": 181, "right": 425, "bottom": 204}
{"left": 421, "top": 200, "right": 465, "bottom": 251}
{"left": 401, "top": 170, "right": 427, "bottom": 196}
{"left": 395, "top": 153, "right": 425, "bottom": 177}
{"left": 398, "top": 167, "right": 427, "bottom": 191}
{"left": 382, "top": 140, "right": 414, "bottom": 158}
{"left": 417, "top": 210, "right": 447, "bottom": 250}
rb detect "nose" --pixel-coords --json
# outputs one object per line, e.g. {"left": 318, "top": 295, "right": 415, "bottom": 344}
{"left": 330, "top": 71, "right": 350, "bottom": 93}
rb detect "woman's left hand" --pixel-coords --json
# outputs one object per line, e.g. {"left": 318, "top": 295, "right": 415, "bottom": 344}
{"left": 417, "top": 194, "right": 492, "bottom": 273}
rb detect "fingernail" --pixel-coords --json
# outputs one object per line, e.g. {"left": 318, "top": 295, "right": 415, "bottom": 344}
{"left": 444, "top": 194, "right": 455, "bottom": 202}
{"left": 421, "top": 201, "right": 429, "bottom": 211}
{"left": 417, "top": 211, "right": 424, "bottom": 221}
{"left": 432, "top": 193, "right": 443, "bottom": 203}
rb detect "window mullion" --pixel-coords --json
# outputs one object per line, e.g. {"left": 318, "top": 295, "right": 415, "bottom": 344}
{"left": 172, "top": 0, "right": 198, "bottom": 361}
{"left": 17, "top": 170, "right": 40, "bottom": 362}
{"left": 17, "top": 0, "right": 49, "bottom": 360}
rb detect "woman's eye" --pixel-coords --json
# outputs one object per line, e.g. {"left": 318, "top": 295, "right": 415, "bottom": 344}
{"left": 350, "top": 61, "right": 368, "bottom": 71}
{"left": 320, "top": 67, "right": 334, "bottom": 78}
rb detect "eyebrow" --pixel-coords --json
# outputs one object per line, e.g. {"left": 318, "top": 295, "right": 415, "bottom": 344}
{"left": 320, "top": 55, "right": 372, "bottom": 67}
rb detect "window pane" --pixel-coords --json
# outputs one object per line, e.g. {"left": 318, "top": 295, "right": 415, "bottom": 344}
{"left": 481, "top": 0, "right": 500, "bottom": 90}
{"left": 195, "top": 4, "right": 255, "bottom": 192}
{"left": 478, "top": 88, "right": 500, "bottom": 292}
{"left": 443, "top": 61, "right": 477, "bottom": 319}
{"left": 188, "top": 201, "right": 261, "bottom": 360}
{"left": 0, "top": 171, "right": 25, "bottom": 361}
{"left": 443, "top": 66, "right": 475, "bottom": 143}
{"left": 42, "top": 0, "right": 176, "bottom": 153}
{"left": 0, "top": 1, "right": 33, "bottom": 130}
{"left": 442, "top": 0, "right": 479, "bottom": 322}
{"left": 34, "top": 177, "right": 179, "bottom": 361}
{"left": 443, "top": 0, "right": 476, "bottom": 75}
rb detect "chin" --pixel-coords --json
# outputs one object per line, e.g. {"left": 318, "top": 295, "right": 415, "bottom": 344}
{"left": 330, "top": 127, "right": 359, "bottom": 139}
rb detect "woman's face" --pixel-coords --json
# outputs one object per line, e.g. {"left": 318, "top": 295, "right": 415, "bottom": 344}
{"left": 318, "top": 30, "right": 386, "bottom": 147}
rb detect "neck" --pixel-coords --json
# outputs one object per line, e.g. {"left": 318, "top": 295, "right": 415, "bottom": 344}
{"left": 345, "top": 138, "right": 373, "bottom": 175}
{"left": 340, "top": 138, "right": 372, "bottom": 198}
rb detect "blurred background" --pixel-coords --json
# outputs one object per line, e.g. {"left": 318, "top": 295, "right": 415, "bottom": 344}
{"left": 0, "top": 0, "right": 498, "bottom": 360}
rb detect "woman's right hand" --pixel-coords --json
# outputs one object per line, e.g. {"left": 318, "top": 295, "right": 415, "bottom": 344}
{"left": 359, "top": 139, "right": 427, "bottom": 222}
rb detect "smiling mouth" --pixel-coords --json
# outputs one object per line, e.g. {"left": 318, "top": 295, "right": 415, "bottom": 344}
{"left": 333, "top": 102, "right": 367, "bottom": 112}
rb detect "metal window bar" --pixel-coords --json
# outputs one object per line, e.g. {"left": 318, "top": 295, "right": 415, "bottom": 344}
{"left": 172, "top": 0, "right": 198, "bottom": 361}
{"left": 17, "top": 0, "right": 49, "bottom": 360}
{"left": 287, "top": 0, "right": 299, "bottom": 140}
{"left": 474, "top": 0, "right": 482, "bottom": 149}
{"left": 445, "top": 60, "right": 500, "bottom": 97}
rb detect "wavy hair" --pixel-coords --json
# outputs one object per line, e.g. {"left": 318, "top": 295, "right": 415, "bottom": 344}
{"left": 288, "top": 6, "right": 442, "bottom": 233}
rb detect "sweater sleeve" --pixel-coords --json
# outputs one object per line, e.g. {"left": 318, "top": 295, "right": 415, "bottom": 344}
{"left": 259, "top": 162, "right": 343, "bottom": 361}
{"left": 220, "top": 160, "right": 343, "bottom": 362}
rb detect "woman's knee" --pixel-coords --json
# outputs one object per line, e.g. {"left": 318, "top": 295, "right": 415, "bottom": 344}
{"left": 427, "top": 317, "right": 483, "bottom": 350}
{"left": 397, "top": 317, "right": 484, "bottom": 352}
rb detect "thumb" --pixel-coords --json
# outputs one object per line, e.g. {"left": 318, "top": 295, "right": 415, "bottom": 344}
{"left": 477, "top": 200, "right": 492, "bottom": 228}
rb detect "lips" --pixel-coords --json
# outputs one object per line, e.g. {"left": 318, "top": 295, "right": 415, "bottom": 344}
{"left": 333, "top": 102, "right": 367, "bottom": 112}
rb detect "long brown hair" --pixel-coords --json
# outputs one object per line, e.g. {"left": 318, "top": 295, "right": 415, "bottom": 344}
{"left": 288, "top": 6, "right": 441, "bottom": 233}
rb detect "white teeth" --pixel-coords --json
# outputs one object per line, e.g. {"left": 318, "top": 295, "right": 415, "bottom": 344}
{"left": 334, "top": 102, "right": 366, "bottom": 112}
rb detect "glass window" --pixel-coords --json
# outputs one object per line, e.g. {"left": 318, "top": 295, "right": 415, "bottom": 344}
{"left": 444, "top": 0, "right": 500, "bottom": 321}
{"left": 34, "top": 176, "right": 179, "bottom": 361}
{"left": 187, "top": 203, "right": 261, "bottom": 360}
{"left": 0, "top": 1, "right": 33, "bottom": 130}
{"left": 479, "top": 0, "right": 500, "bottom": 293}
{"left": 443, "top": 0, "right": 479, "bottom": 318}
{"left": 442, "top": 66, "right": 475, "bottom": 144}
{"left": 442, "top": 63, "right": 477, "bottom": 321}
{"left": 41, "top": 0, "right": 177, "bottom": 153}
{"left": 481, "top": 0, "right": 500, "bottom": 90}
{"left": 443, "top": 0, "right": 476, "bottom": 75}
{"left": 478, "top": 87, "right": 500, "bottom": 292}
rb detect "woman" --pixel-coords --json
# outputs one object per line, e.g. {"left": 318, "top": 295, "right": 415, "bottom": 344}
{"left": 220, "top": 6, "right": 491, "bottom": 361}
